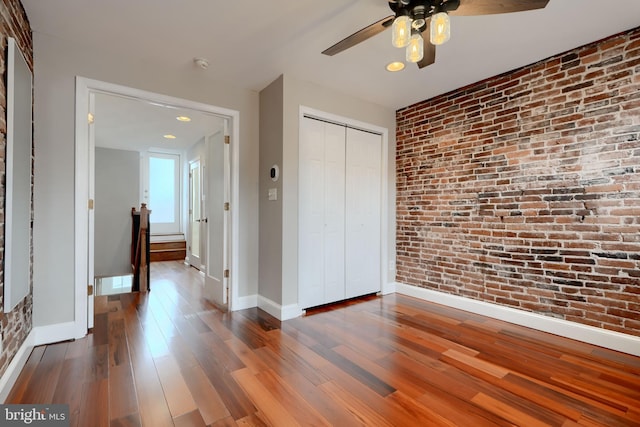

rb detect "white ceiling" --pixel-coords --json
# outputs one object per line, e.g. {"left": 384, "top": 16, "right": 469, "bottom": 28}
{"left": 22, "top": 0, "right": 640, "bottom": 112}
{"left": 94, "top": 93, "right": 224, "bottom": 152}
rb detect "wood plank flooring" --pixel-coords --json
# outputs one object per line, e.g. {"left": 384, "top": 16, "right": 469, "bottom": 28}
{"left": 7, "top": 261, "right": 640, "bottom": 426}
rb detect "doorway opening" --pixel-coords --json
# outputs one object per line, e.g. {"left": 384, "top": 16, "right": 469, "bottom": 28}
{"left": 75, "top": 77, "right": 240, "bottom": 335}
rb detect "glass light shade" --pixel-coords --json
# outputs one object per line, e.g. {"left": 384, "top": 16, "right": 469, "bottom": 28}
{"left": 406, "top": 31, "right": 424, "bottom": 63}
{"left": 430, "top": 12, "right": 450, "bottom": 45}
{"left": 392, "top": 15, "right": 411, "bottom": 48}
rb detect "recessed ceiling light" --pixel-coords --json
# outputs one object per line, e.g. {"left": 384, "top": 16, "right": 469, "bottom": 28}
{"left": 176, "top": 116, "right": 191, "bottom": 122}
{"left": 163, "top": 134, "right": 177, "bottom": 139}
{"left": 386, "top": 61, "right": 405, "bottom": 72}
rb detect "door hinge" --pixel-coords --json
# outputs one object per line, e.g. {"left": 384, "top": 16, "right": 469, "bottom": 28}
{"left": 224, "top": 135, "right": 230, "bottom": 145}
{"left": 88, "top": 199, "right": 94, "bottom": 210}
{"left": 223, "top": 269, "right": 230, "bottom": 278}
{"left": 88, "top": 284, "right": 94, "bottom": 296}
{"left": 224, "top": 202, "right": 230, "bottom": 211}
{"left": 88, "top": 113, "right": 95, "bottom": 124}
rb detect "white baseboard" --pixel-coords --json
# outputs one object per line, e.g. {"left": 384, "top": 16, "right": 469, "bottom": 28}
{"left": 234, "top": 294, "right": 258, "bottom": 311}
{"left": 281, "top": 303, "right": 304, "bottom": 321}
{"left": 257, "top": 295, "right": 304, "bottom": 321}
{"left": 32, "top": 321, "right": 82, "bottom": 347}
{"left": 234, "top": 294, "right": 304, "bottom": 320}
{"left": 381, "top": 280, "right": 396, "bottom": 295}
{"left": 396, "top": 282, "right": 640, "bottom": 357}
{"left": 0, "top": 330, "right": 35, "bottom": 402}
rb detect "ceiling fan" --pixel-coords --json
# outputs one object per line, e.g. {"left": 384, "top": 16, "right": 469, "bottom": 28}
{"left": 322, "top": 0, "right": 550, "bottom": 69}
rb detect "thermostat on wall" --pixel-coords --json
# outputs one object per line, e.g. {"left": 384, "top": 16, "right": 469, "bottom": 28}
{"left": 270, "top": 164, "right": 280, "bottom": 182}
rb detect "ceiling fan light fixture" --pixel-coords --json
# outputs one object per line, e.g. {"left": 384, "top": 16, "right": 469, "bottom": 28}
{"left": 411, "top": 5, "right": 426, "bottom": 31}
{"left": 392, "top": 14, "right": 411, "bottom": 48}
{"left": 430, "top": 12, "right": 450, "bottom": 45}
{"left": 412, "top": 18, "right": 426, "bottom": 30}
{"left": 406, "top": 28, "right": 424, "bottom": 63}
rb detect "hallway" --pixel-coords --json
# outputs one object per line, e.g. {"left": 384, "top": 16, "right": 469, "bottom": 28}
{"left": 6, "top": 261, "right": 640, "bottom": 426}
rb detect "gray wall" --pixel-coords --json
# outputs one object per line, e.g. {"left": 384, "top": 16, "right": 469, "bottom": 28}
{"left": 94, "top": 147, "right": 139, "bottom": 277}
{"left": 258, "top": 74, "right": 396, "bottom": 308}
{"left": 258, "top": 76, "right": 284, "bottom": 304}
{"left": 32, "top": 33, "right": 259, "bottom": 327}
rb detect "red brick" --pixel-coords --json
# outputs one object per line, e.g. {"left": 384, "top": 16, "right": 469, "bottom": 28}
{"left": 396, "top": 27, "right": 640, "bottom": 337}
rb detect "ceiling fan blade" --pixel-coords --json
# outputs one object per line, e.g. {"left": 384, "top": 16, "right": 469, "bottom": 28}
{"left": 417, "top": 24, "right": 436, "bottom": 69}
{"left": 322, "top": 15, "right": 394, "bottom": 56}
{"left": 449, "top": 0, "right": 549, "bottom": 16}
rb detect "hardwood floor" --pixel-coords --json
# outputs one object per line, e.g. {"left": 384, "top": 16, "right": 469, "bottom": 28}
{"left": 7, "top": 261, "right": 640, "bottom": 426}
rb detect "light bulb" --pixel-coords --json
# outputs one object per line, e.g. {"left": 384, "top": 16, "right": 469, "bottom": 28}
{"left": 386, "top": 61, "right": 405, "bottom": 72}
{"left": 430, "top": 12, "right": 450, "bottom": 45}
{"left": 406, "top": 30, "right": 423, "bottom": 63}
{"left": 412, "top": 18, "right": 426, "bottom": 30}
{"left": 392, "top": 15, "right": 411, "bottom": 48}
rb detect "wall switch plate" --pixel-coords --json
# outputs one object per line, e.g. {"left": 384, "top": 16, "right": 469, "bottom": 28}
{"left": 268, "top": 188, "right": 278, "bottom": 201}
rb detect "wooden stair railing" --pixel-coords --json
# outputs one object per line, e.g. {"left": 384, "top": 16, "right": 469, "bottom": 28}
{"left": 131, "top": 204, "right": 151, "bottom": 292}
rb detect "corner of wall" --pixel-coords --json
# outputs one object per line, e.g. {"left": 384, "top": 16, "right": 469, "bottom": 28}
{"left": 257, "top": 295, "right": 304, "bottom": 321}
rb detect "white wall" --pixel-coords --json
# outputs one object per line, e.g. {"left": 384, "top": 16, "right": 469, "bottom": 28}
{"left": 94, "top": 147, "right": 140, "bottom": 277}
{"left": 32, "top": 33, "right": 259, "bottom": 327}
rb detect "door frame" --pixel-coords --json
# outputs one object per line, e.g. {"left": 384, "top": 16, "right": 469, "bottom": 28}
{"left": 297, "top": 106, "right": 391, "bottom": 310}
{"left": 74, "top": 77, "right": 240, "bottom": 337}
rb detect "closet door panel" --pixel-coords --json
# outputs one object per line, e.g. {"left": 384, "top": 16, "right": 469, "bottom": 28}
{"left": 345, "top": 128, "right": 382, "bottom": 298}
{"left": 299, "top": 118, "right": 325, "bottom": 308}
{"left": 299, "top": 117, "right": 346, "bottom": 308}
{"left": 323, "top": 124, "right": 346, "bottom": 304}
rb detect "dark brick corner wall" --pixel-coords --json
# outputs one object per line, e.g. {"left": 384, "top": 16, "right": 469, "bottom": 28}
{"left": 0, "top": 0, "right": 33, "bottom": 377}
{"left": 396, "top": 27, "right": 640, "bottom": 336}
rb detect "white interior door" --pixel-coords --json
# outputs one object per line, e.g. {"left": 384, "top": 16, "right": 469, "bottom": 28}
{"left": 345, "top": 127, "right": 382, "bottom": 298}
{"left": 204, "top": 129, "right": 229, "bottom": 307}
{"left": 299, "top": 117, "right": 346, "bottom": 308}
{"left": 188, "top": 159, "right": 203, "bottom": 269}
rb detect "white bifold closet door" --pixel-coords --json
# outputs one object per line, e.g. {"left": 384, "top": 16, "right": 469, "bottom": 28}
{"left": 345, "top": 127, "right": 381, "bottom": 299}
{"left": 299, "top": 118, "right": 346, "bottom": 308}
{"left": 299, "top": 116, "right": 381, "bottom": 309}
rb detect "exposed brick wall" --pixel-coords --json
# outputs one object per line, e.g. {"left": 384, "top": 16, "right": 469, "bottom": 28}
{"left": 0, "top": 0, "right": 33, "bottom": 377}
{"left": 396, "top": 27, "right": 640, "bottom": 337}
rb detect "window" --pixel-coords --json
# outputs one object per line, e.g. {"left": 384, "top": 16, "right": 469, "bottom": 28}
{"left": 146, "top": 152, "right": 181, "bottom": 234}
